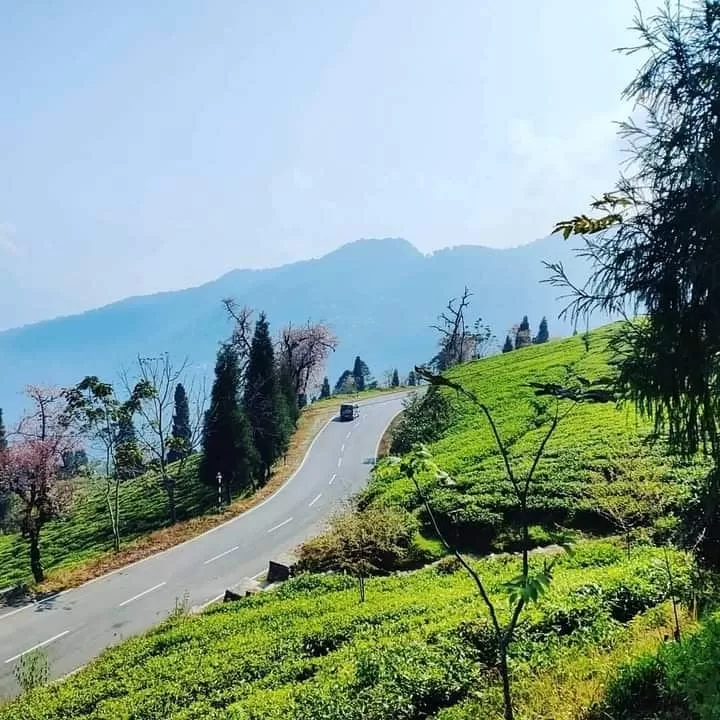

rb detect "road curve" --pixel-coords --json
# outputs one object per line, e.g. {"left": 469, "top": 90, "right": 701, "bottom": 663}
{"left": 0, "top": 392, "right": 411, "bottom": 697}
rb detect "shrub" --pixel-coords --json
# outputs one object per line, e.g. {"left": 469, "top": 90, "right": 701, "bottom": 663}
{"left": 390, "top": 388, "right": 455, "bottom": 456}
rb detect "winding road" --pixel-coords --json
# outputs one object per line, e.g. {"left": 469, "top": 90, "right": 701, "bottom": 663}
{"left": 0, "top": 391, "right": 410, "bottom": 697}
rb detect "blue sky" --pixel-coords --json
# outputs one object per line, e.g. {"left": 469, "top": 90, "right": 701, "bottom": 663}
{"left": 0, "top": 1, "right": 656, "bottom": 329}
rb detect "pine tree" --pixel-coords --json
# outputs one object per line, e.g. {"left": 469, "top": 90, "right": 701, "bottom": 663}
{"left": 391, "top": 368, "right": 400, "bottom": 387}
{"left": 407, "top": 370, "right": 417, "bottom": 386}
{"left": 502, "top": 335, "right": 514, "bottom": 353}
{"left": 515, "top": 316, "right": 532, "bottom": 349}
{"left": 167, "top": 383, "right": 192, "bottom": 464}
{"left": 200, "top": 344, "right": 257, "bottom": 498}
{"left": 320, "top": 377, "right": 331, "bottom": 399}
{"left": 115, "top": 414, "right": 144, "bottom": 480}
{"left": 534, "top": 317, "right": 549, "bottom": 344}
{"left": 352, "top": 356, "right": 370, "bottom": 392}
{"left": 244, "top": 313, "right": 287, "bottom": 483}
{"left": 0, "top": 408, "right": 6, "bottom": 451}
{"left": 335, "top": 370, "right": 355, "bottom": 394}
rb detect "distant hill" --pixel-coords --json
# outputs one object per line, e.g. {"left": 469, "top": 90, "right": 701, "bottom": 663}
{"left": 0, "top": 236, "right": 597, "bottom": 422}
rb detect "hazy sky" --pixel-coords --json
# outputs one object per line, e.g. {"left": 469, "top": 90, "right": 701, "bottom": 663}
{"left": 1, "top": 1, "right": 656, "bottom": 329}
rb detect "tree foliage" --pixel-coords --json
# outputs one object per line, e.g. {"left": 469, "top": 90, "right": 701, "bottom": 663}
{"left": 320, "top": 376, "right": 331, "bottom": 399}
{"left": 534, "top": 317, "right": 549, "bottom": 344}
{"left": 352, "top": 356, "right": 370, "bottom": 392}
{"left": 514, "top": 316, "right": 532, "bottom": 349}
{"left": 167, "top": 383, "right": 192, "bottom": 464}
{"left": 334, "top": 369, "right": 355, "bottom": 394}
{"left": 502, "top": 335, "right": 514, "bottom": 353}
{"left": 545, "top": 1, "right": 720, "bottom": 567}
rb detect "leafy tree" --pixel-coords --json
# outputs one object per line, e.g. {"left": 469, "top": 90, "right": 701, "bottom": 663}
{"left": 407, "top": 370, "right": 417, "bottom": 386}
{"left": 0, "top": 387, "right": 76, "bottom": 582}
{"left": 167, "top": 383, "right": 192, "bottom": 464}
{"left": 514, "top": 316, "right": 532, "bottom": 349}
{"left": 200, "top": 344, "right": 257, "bottom": 499}
{"left": 320, "top": 376, "right": 331, "bottom": 399}
{"left": 390, "top": 387, "right": 455, "bottom": 456}
{"left": 502, "top": 335, "right": 514, "bottom": 353}
{"left": 244, "top": 313, "right": 287, "bottom": 483}
{"left": 60, "top": 449, "right": 88, "bottom": 477}
{"left": 534, "top": 317, "right": 549, "bottom": 344}
{"left": 546, "top": 2, "right": 720, "bottom": 567}
{"left": 352, "top": 356, "right": 370, "bottom": 392}
{"left": 334, "top": 369, "right": 355, "bottom": 394}
{"left": 278, "top": 361, "right": 300, "bottom": 429}
{"left": 391, "top": 368, "right": 400, "bottom": 387}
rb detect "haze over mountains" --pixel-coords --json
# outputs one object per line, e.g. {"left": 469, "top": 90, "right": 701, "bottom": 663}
{"left": 1, "top": 236, "right": 594, "bottom": 422}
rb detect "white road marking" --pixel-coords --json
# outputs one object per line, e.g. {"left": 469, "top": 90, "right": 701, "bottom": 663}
{"left": 309, "top": 493, "right": 322, "bottom": 507}
{"left": 329, "top": 473, "right": 336, "bottom": 485}
{"left": 267, "top": 517, "right": 293, "bottom": 534}
{"left": 118, "top": 582, "right": 166, "bottom": 608}
{"left": 346, "top": 431, "right": 351, "bottom": 439}
{"left": 5, "top": 630, "right": 70, "bottom": 664}
{"left": 337, "top": 457, "right": 343, "bottom": 468}
{"left": 203, "top": 546, "right": 239, "bottom": 565}
{"left": 341, "top": 444, "right": 345, "bottom": 453}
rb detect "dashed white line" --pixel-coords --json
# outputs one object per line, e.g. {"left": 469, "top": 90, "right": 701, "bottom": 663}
{"left": 337, "top": 457, "right": 343, "bottom": 468}
{"left": 5, "top": 630, "right": 70, "bottom": 664}
{"left": 118, "top": 582, "right": 166, "bottom": 608}
{"left": 329, "top": 473, "right": 336, "bottom": 485}
{"left": 203, "top": 546, "right": 239, "bottom": 565}
{"left": 267, "top": 517, "right": 293, "bottom": 533}
{"left": 346, "top": 431, "right": 352, "bottom": 439}
{"left": 309, "top": 493, "right": 322, "bottom": 507}
{"left": 341, "top": 443, "right": 346, "bottom": 453}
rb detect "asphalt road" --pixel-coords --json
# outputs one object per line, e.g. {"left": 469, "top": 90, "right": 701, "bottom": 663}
{"left": 0, "top": 391, "right": 410, "bottom": 698}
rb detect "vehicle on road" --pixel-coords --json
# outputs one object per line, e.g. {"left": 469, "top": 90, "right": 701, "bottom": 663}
{"left": 339, "top": 403, "right": 359, "bottom": 421}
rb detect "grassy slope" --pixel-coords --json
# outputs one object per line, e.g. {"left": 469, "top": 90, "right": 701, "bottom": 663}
{"left": 368, "top": 326, "right": 707, "bottom": 550}
{"left": 0, "top": 388, "right": 403, "bottom": 592}
{"left": 0, "top": 541, "right": 694, "bottom": 718}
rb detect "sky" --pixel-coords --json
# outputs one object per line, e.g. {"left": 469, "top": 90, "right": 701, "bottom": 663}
{"left": 0, "top": 0, "right": 657, "bottom": 330}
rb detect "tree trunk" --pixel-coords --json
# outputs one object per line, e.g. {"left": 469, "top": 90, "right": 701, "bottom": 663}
{"left": 106, "top": 480, "right": 120, "bottom": 553}
{"left": 164, "top": 475, "right": 177, "bottom": 524}
{"left": 498, "top": 644, "right": 514, "bottom": 720}
{"left": 29, "top": 529, "right": 43, "bottom": 583}
{"left": 358, "top": 574, "right": 365, "bottom": 603}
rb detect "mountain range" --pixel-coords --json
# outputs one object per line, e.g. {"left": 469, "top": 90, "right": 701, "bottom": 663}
{"left": 0, "top": 236, "right": 596, "bottom": 423}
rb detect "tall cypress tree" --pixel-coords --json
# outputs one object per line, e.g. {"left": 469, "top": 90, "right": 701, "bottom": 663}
{"left": 502, "top": 335, "right": 514, "bottom": 353}
{"left": 320, "top": 377, "right": 331, "bottom": 399}
{"left": 167, "top": 383, "right": 192, "bottom": 463}
{"left": 0, "top": 408, "right": 6, "bottom": 451}
{"left": 407, "top": 370, "right": 417, "bottom": 387}
{"left": 352, "top": 356, "right": 370, "bottom": 391}
{"left": 391, "top": 368, "right": 400, "bottom": 387}
{"left": 534, "top": 317, "right": 549, "bottom": 344}
{"left": 115, "top": 414, "right": 144, "bottom": 480}
{"left": 200, "top": 344, "right": 257, "bottom": 498}
{"left": 244, "top": 313, "right": 287, "bottom": 483}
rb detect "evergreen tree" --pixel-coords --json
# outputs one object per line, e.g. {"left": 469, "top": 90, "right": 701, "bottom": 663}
{"left": 0, "top": 408, "right": 6, "bottom": 451}
{"left": 514, "top": 316, "right": 532, "bottom": 349}
{"left": 320, "top": 377, "right": 331, "bottom": 399}
{"left": 391, "top": 368, "right": 400, "bottom": 387}
{"left": 502, "top": 335, "right": 514, "bottom": 353}
{"left": 200, "top": 344, "right": 257, "bottom": 498}
{"left": 279, "top": 361, "right": 300, "bottom": 428}
{"left": 115, "top": 414, "right": 144, "bottom": 480}
{"left": 407, "top": 370, "right": 417, "bottom": 387}
{"left": 167, "top": 383, "right": 192, "bottom": 464}
{"left": 534, "top": 317, "right": 549, "bottom": 344}
{"left": 352, "top": 356, "right": 370, "bottom": 391}
{"left": 244, "top": 313, "right": 287, "bottom": 483}
{"left": 334, "top": 370, "right": 355, "bottom": 394}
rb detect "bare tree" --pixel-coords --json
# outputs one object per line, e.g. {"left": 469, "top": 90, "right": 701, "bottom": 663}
{"left": 0, "top": 387, "right": 76, "bottom": 582}
{"left": 278, "top": 320, "right": 339, "bottom": 399}
{"left": 431, "top": 287, "right": 494, "bottom": 371}
{"left": 121, "top": 355, "right": 207, "bottom": 524}
{"left": 222, "top": 299, "right": 254, "bottom": 377}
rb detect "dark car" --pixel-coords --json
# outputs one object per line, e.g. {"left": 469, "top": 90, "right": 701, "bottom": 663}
{"left": 339, "top": 403, "right": 359, "bottom": 421}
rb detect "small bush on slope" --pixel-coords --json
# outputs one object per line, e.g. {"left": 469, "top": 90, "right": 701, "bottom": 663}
{"left": 0, "top": 542, "right": 693, "bottom": 720}
{"left": 366, "top": 326, "right": 706, "bottom": 552}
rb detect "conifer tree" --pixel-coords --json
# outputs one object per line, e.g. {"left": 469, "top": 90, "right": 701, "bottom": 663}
{"left": 502, "top": 335, "right": 514, "bottom": 353}
{"left": 0, "top": 408, "right": 6, "bottom": 451}
{"left": 279, "top": 361, "right": 300, "bottom": 428}
{"left": 320, "top": 377, "right": 331, "bottom": 399}
{"left": 534, "top": 317, "right": 549, "bottom": 344}
{"left": 167, "top": 383, "right": 192, "bottom": 464}
{"left": 391, "top": 368, "right": 400, "bottom": 387}
{"left": 244, "top": 313, "right": 287, "bottom": 483}
{"left": 514, "top": 316, "right": 532, "bottom": 349}
{"left": 115, "top": 414, "right": 144, "bottom": 481}
{"left": 407, "top": 370, "right": 417, "bottom": 386}
{"left": 200, "top": 344, "right": 257, "bottom": 498}
{"left": 352, "top": 356, "right": 370, "bottom": 391}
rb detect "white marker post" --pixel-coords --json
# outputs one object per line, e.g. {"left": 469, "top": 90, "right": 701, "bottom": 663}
{"left": 217, "top": 471, "right": 223, "bottom": 512}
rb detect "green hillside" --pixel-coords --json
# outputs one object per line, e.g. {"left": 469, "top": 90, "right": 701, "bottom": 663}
{"left": 0, "top": 541, "right": 695, "bottom": 719}
{"left": 368, "top": 325, "right": 707, "bottom": 553}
